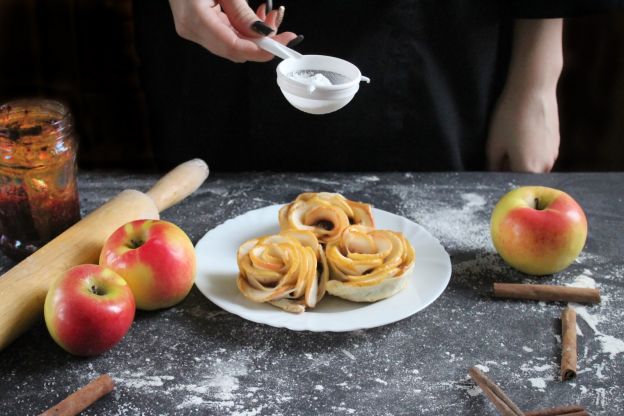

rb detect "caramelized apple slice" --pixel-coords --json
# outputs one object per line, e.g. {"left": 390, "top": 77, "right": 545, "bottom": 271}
{"left": 279, "top": 192, "right": 375, "bottom": 244}
{"left": 325, "top": 225, "right": 415, "bottom": 302}
{"left": 236, "top": 230, "right": 328, "bottom": 313}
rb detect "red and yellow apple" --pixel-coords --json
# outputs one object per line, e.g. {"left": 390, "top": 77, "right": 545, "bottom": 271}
{"left": 99, "top": 219, "right": 196, "bottom": 310}
{"left": 44, "top": 264, "right": 135, "bottom": 356}
{"left": 490, "top": 186, "right": 588, "bottom": 275}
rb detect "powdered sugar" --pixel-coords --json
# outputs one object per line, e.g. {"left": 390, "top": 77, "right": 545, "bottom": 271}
{"left": 528, "top": 378, "right": 547, "bottom": 390}
{"left": 474, "top": 364, "right": 490, "bottom": 373}
{"left": 176, "top": 395, "right": 204, "bottom": 409}
{"left": 288, "top": 71, "right": 333, "bottom": 86}
{"left": 596, "top": 334, "right": 624, "bottom": 359}
{"left": 566, "top": 270, "right": 596, "bottom": 289}
{"left": 397, "top": 189, "right": 492, "bottom": 251}
{"left": 109, "top": 345, "right": 253, "bottom": 413}
{"left": 572, "top": 304, "right": 624, "bottom": 359}
{"left": 113, "top": 373, "right": 175, "bottom": 390}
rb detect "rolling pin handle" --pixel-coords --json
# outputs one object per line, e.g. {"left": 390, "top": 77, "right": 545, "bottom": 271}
{"left": 146, "top": 159, "right": 209, "bottom": 212}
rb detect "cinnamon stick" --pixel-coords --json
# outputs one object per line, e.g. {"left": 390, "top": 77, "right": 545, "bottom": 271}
{"left": 39, "top": 374, "right": 114, "bottom": 416}
{"left": 468, "top": 367, "right": 524, "bottom": 416}
{"left": 527, "top": 412, "right": 587, "bottom": 416}
{"left": 525, "top": 405, "right": 588, "bottom": 416}
{"left": 493, "top": 283, "right": 600, "bottom": 304}
{"left": 561, "top": 307, "right": 578, "bottom": 381}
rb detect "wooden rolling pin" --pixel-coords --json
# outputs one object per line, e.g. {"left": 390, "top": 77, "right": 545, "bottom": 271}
{"left": 0, "top": 159, "right": 209, "bottom": 351}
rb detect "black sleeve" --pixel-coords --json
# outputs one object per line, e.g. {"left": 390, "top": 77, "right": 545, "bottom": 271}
{"left": 508, "top": 0, "right": 624, "bottom": 18}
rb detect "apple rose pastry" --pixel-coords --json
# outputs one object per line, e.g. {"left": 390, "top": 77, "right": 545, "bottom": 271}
{"left": 279, "top": 192, "right": 375, "bottom": 244}
{"left": 325, "top": 225, "right": 416, "bottom": 302}
{"left": 236, "top": 230, "right": 328, "bottom": 313}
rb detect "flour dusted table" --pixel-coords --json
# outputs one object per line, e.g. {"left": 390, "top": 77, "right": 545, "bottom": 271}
{"left": 1, "top": 172, "right": 622, "bottom": 415}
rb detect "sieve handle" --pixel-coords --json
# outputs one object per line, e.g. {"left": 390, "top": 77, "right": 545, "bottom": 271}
{"left": 254, "top": 37, "right": 303, "bottom": 60}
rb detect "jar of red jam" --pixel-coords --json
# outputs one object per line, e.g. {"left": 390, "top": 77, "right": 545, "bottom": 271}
{"left": 0, "top": 99, "right": 81, "bottom": 261}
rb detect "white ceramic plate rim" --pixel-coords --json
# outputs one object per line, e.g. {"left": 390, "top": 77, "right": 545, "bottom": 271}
{"left": 194, "top": 204, "right": 452, "bottom": 332}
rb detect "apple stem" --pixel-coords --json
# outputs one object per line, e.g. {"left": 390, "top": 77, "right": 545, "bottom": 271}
{"left": 129, "top": 239, "right": 143, "bottom": 249}
{"left": 534, "top": 197, "right": 540, "bottom": 210}
{"left": 91, "top": 285, "right": 104, "bottom": 296}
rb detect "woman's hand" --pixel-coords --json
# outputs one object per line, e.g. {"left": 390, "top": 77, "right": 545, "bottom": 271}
{"left": 487, "top": 19, "right": 563, "bottom": 173}
{"left": 169, "top": 0, "right": 298, "bottom": 63}
{"left": 487, "top": 87, "right": 560, "bottom": 173}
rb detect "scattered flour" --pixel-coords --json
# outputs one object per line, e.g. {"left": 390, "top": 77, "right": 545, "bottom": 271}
{"left": 112, "top": 352, "right": 253, "bottom": 413}
{"left": 176, "top": 395, "right": 205, "bottom": 410}
{"left": 597, "top": 335, "right": 624, "bottom": 359}
{"left": 357, "top": 175, "right": 380, "bottom": 182}
{"left": 231, "top": 405, "right": 267, "bottom": 416}
{"left": 528, "top": 378, "right": 547, "bottom": 390}
{"left": 573, "top": 305, "right": 624, "bottom": 359}
{"left": 560, "top": 264, "right": 624, "bottom": 401}
{"left": 341, "top": 349, "right": 356, "bottom": 360}
{"left": 474, "top": 364, "right": 489, "bottom": 373}
{"left": 565, "top": 270, "right": 596, "bottom": 289}
{"left": 113, "top": 373, "right": 175, "bottom": 390}
{"left": 595, "top": 388, "right": 607, "bottom": 408}
{"left": 516, "top": 359, "right": 556, "bottom": 393}
{"left": 466, "top": 386, "right": 482, "bottom": 397}
{"left": 525, "top": 364, "right": 551, "bottom": 372}
{"left": 299, "top": 177, "right": 341, "bottom": 186}
{"left": 330, "top": 406, "right": 357, "bottom": 414}
{"left": 402, "top": 191, "right": 490, "bottom": 250}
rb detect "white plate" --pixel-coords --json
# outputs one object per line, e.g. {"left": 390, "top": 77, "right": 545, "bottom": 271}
{"left": 194, "top": 205, "right": 452, "bottom": 332}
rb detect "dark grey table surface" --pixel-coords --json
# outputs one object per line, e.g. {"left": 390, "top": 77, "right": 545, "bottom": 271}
{"left": 0, "top": 171, "right": 623, "bottom": 416}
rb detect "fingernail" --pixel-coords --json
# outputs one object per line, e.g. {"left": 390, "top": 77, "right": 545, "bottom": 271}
{"left": 287, "top": 35, "right": 304, "bottom": 48}
{"left": 265, "top": 0, "right": 273, "bottom": 15}
{"left": 275, "top": 5, "right": 285, "bottom": 27}
{"left": 251, "top": 20, "right": 274, "bottom": 36}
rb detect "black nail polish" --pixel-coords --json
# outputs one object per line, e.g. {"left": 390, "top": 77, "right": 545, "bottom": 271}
{"left": 287, "top": 35, "right": 304, "bottom": 48}
{"left": 265, "top": 0, "right": 273, "bottom": 15}
{"left": 251, "top": 21, "right": 273, "bottom": 36}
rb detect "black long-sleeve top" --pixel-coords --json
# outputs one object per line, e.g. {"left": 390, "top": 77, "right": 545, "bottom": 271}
{"left": 133, "top": 0, "right": 621, "bottom": 171}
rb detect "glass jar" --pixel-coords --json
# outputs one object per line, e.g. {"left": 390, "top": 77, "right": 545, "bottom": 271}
{"left": 0, "top": 99, "right": 81, "bottom": 261}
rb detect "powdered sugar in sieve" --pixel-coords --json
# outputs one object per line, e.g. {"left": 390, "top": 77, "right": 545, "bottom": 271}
{"left": 288, "top": 70, "right": 352, "bottom": 86}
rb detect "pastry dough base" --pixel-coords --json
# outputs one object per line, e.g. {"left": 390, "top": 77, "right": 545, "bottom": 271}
{"left": 326, "top": 266, "right": 412, "bottom": 302}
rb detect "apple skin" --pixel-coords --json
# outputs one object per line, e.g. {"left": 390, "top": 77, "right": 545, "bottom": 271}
{"left": 490, "top": 186, "right": 588, "bottom": 275}
{"left": 99, "top": 219, "right": 196, "bottom": 310}
{"left": 44, "top": 264, "right": 135, "bottom": 356}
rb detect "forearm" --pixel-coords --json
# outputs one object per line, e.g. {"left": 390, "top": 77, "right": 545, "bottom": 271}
{"left": 486, "top": 19, "right": 563, "bottom": 172}
{"left": 504, "top": 19, "right": 563, "bottom": 95}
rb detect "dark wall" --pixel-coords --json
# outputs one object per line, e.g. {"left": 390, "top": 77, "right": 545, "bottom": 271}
{"left": 0, "top": 0, "right": 153, "bottom": 170}
{"left": 557, "top": 13, "right": 624, "bottom": 171}
{"left": 1, "top": 1, "right": 622, "bottom": 171}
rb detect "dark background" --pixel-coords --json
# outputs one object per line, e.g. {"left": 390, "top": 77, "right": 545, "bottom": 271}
{"left": 1, "top": 0, "right": 623, "bottom": 171}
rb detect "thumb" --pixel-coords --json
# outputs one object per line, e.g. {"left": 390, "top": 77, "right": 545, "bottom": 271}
{"left": 220, "top": 0, "right": 274, "bottom": 37}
